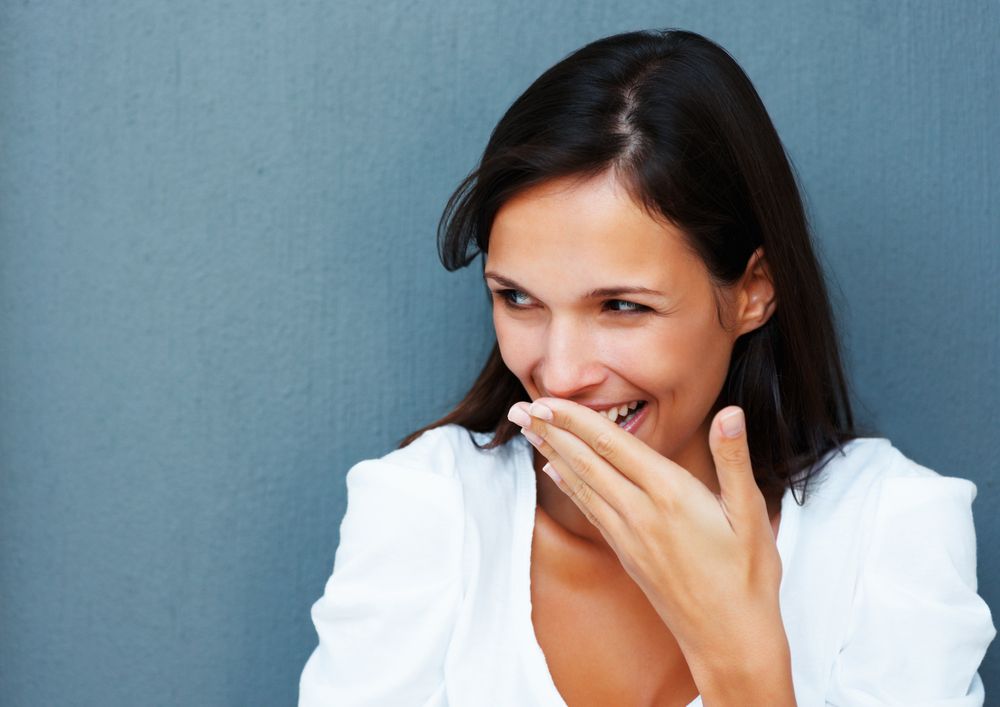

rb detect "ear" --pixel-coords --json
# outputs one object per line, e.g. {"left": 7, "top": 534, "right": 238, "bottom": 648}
{"left": 734, "top": 247, "right": 777, "bottom": 336}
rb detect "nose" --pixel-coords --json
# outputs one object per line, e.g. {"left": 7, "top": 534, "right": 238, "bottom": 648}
{"left": 535, "top": 317, "right": 607, "bottom": 399}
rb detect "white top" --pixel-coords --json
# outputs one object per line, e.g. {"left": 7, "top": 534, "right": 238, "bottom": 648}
{"left": 299, "top": 423, "right": 996, "bottom": 706}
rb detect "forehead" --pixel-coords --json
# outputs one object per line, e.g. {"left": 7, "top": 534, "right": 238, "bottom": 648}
{"left": 485, "top": 171, "right": 700, "bottom": 283}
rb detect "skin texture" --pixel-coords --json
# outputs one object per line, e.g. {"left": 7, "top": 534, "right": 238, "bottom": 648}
{"left": 484, "top": 169, "right": 795, "bottom": 705}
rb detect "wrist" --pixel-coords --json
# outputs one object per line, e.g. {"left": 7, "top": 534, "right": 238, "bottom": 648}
{"left": 689, "top": 635, "right": 795, "bottom": 707}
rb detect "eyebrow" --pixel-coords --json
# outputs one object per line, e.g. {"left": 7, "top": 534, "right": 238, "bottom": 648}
{"left": 483, "top": 272, "right": 667, "bottom": 300}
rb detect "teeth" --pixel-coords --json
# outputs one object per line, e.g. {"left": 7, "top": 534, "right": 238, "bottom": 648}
{"left": 591, "top": 401, "right": 645, "bottom": 422}
{"left": 600, "top": 401, "right": 643, "bottom": 422}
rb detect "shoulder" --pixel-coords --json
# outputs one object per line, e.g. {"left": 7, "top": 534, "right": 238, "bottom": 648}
{"left": 344, "top": 423, "right": 473, "bottom": 497}
{"left": 339, "top": 423, "right": 520, "bottom": 529}
{"left": 338, "top": 425, "right": 477, "bottom": 546}
{"left": 792, "top": 437, "right": 983, "bottom": 589}
{"left": 377, "top": 422, "right": 522, "bottom": 488}
{"left": 370, "top": 421, "right": 509, "bottom": 472}
{"left": 801, "top": 436, "right": 978, "bottom": 515}
{"left": 823, "top": 440, "right": 995, "bottom": 702}
{"left": 343, "top": 423, "right": 522, "bottom": 526}
{"left": 811, "top": 436, "right": 987, "bottom": 619}
{"left": 330, "top": 425, "right": 474, "bottom": 589}
{"left": 302, "top": 427, "right": 473, "bottom": 704}
{"left": 854, "top": 440, "right": 982, "bottom": 589}
{"left": 368, "top": 423, "right": 471, "bottom": 478}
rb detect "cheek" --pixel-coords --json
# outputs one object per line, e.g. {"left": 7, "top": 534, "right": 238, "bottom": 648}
{"left": 669, "top": 314, "right": 735, "bottom": 399}
{"left": 622, "top": 317, "right": 731, "bottom": 392}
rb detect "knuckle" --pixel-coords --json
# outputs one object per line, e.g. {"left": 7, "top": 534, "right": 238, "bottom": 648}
{"left": 716, "top": 443, "right": 749, "bottom": 467}
{"left": 568, "top": 451, "right": 593, "bottom": 481}
{"left": 649, "top": 479, "right": 682, "bottom": 516}
{"left": 575, "top": 480, "right": 595, "bottom": 507}
{"left": 593, "top": 430, "right": 615, "bottom": 458}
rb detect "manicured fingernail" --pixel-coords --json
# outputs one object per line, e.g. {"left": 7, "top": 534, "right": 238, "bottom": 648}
{"left": 521, "top": 427, "right": 543, "bottom": 446}
{"left": 528, "top": 402, "right": 553, "bottom": 420}
{"left": 542, "top": 462, "right": 562, "bottom": 483}
{"left": 721, "top": 409, "right": 744, "bottom": 438}
{"left": 508, "top": 404, "right": 532, "bottom": 427}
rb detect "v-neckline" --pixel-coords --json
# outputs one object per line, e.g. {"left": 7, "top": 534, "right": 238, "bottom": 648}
{"left": 512, "top": 434, "right": 801, "bottom": 707}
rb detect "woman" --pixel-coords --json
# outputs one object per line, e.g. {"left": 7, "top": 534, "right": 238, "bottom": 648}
{"left": 299, "top": 29, "right": 995, "bottom": 706}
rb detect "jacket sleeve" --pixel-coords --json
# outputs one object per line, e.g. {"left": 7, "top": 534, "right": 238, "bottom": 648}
{"left": 298, "top": 453, "right": 464, "bottom": 707}
{"left": 826, "top": 473, "right": 996, "bottom": 706}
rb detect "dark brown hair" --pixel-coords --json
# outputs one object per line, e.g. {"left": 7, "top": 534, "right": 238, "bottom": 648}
{"left": 398, "top": 28, "right": 870, "bottom": 506}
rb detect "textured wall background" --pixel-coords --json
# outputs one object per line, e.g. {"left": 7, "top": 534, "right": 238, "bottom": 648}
{"left": 1, "top": 1, "right": 996, "bottom": 705}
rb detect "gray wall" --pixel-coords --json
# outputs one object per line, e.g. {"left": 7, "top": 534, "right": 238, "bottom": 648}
{"left": 1, "top": 1, "right": 996, "bottom": 705}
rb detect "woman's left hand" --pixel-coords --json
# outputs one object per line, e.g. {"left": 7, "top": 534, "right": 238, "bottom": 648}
{"left": 509, "top": 397, "right": 792, "bottom": 692}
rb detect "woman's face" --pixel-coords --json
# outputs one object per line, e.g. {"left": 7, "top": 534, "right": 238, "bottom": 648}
{"left": 484, "top": 170, "right": 772, "bottom": 482}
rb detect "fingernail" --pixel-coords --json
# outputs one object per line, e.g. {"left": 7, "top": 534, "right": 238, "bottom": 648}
{"left": 542, "top": 462, "right": 562, "bottom": 483}
{"left": 508, "top": 404, "right": 532, "bottom": 427}
{"left": 521, "top": 427, "right": 543, "bottom": 446}
{"left": 528, "top": 402, "right": 553, "bottom": 420}
{"left": 721, "top": 409, "right": 745, "bottom": 438}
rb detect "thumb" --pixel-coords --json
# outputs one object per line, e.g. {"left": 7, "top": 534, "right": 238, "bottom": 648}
{"left": 709, "top": 406, "right": 765, "bottom": 526}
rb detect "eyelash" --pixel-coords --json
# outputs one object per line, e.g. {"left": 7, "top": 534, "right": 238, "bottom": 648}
{"left": 493, "top": 288, "right": 652, "bottom": 314}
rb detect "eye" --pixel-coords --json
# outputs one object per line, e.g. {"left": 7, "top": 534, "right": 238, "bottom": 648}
{"left": 492, "top": 289, "right": 651, "bottom": 314}
{"left": 494, "top": 289, "right": 532, "bottom": 307}
{"left": 605, "top": 299, "right": 651, "bottom": 314}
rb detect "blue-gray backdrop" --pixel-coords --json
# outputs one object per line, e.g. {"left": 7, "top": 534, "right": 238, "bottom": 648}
{"left": 1, "top": 1, "right": 997, "bottom": 705}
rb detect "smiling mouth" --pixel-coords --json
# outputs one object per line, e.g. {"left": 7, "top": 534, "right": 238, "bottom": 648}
{"left": 614, "top": 400, "right": 648, "bottom": 430}
{"left": 592, "top": 400, "right": 644, "bottom": 422}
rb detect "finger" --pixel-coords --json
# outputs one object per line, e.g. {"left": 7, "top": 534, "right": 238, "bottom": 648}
{"left": 708, "top": 406, "right": 768, "bottom": 532}
{"left": 512, "top": 403, "right": 632, "bottom": 536}
{"left": 539, "top": 438, "right": 615, "bottom": 535}
{"left": 526, "top": 397, "right": 679, "bottom": 495}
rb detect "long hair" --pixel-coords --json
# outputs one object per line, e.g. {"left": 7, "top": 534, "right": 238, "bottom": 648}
{"left": 398, "top": 28, "right": 870, "bottom": 505}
